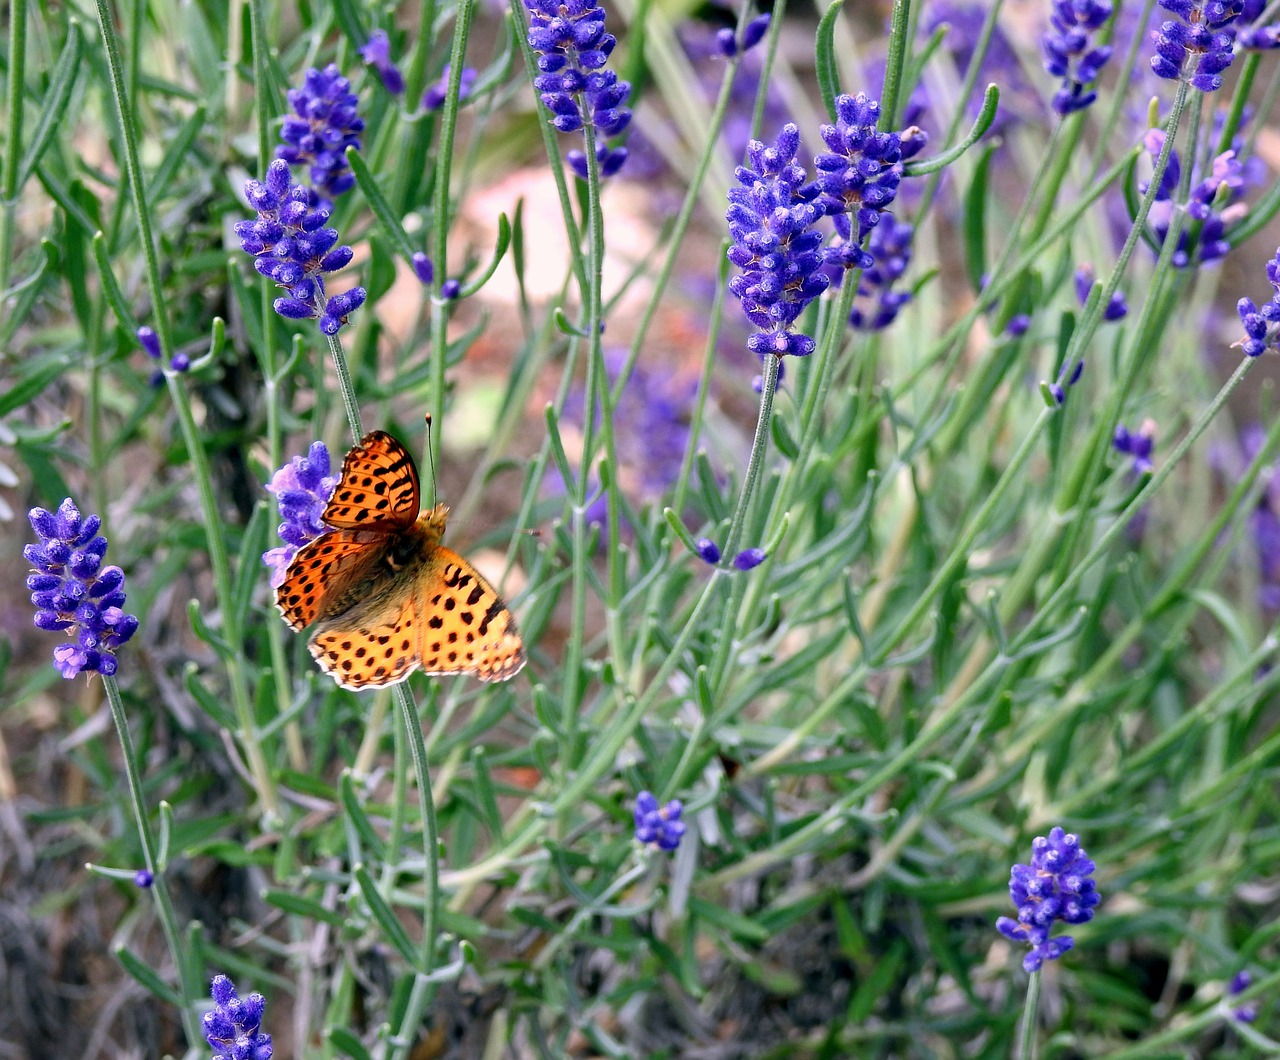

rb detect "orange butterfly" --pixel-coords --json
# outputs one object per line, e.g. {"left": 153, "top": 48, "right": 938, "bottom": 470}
{"left": 275, "top": 430, "right": 525, "bottom": 688}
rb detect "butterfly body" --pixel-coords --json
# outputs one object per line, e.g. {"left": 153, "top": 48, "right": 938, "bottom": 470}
{"left": 276, "top": 432, "right": 525, "bottom": 689}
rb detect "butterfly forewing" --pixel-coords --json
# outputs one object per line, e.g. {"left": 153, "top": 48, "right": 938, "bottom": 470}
{"left": 321, "top": 430, "right": 420, "bottom": 532}
{"left": 276, "top": 529, "right": 389, "bottom": 631}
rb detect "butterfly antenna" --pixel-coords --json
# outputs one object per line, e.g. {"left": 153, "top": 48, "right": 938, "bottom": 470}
{"left": 423, "top": 412, "right": 440, "bottom": 501}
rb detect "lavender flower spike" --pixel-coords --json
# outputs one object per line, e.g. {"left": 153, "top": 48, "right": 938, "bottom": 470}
{"left": 1043, "top": 0, "right": 1114, "bottom": 115}
{"left": 25, "top": 499, "right": 139, "bottom": 679}
{"left": 815, "top": 93, "right": 919, "bottom": 270}
{"left": 996, "top": 826, "right": 1100, "bottom": 973}
{"left": 262, "top": 441, "right": 340, "bottom": 588}
{"left": 277, "top": 65, "right": 365, "bottom": 203}
{"left": 1236, "top": 246, "right": 1280, "bottom": 355}
{"left": 1150, "top": 0, "right": 1242, "bottom": 92}
{"left": 203, "top": 974, "right": 273, "bottom": 1060}
{"left": 634, "top": 791, "right": 686, "bottom": 851}
{"left": 236, "top": 159, "right": 367, "bottom": 335}
{"left": 360, "top": 30, "right": 405, "bottom": 96}
{"left": 524, "top": 0, "right": 632, "bottom": 178}
{"left": 727, "top": 123, "right": 830, "bottom": 359}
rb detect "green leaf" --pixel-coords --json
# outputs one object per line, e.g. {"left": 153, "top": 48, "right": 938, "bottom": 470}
{"left": 815, "top": 0, "right": 843, "bottom": 123}
{"left": 460, "top": 213, "right": 512, "bottom": 298}
{"left": 0, "top": 348, "right": 69, "bottom": 417}
{"left": 353, "top": 864, "right": 422, "bottom": 972}
{"left": 687, "top": 896, "right": 770, "bottom": 943}
{"left": 264, "top": 888, "right": 349, "bottom": 927}
{"left": 92, "top": 230, "right": 135, "bottom": 331}
{"left": 347, "top": 147, "right": 417, "bottom": 261}
{"left": 327, "top": 1027, "right": 374, "bottom": 1060}
{"left": 339, "top": 771, "right": 386, "bottom": 862}
{"left": 962, "top": 143, "right": 994, "bottom": 293}
{"left": 116, "top": 945, "right": 183, "bottom": 1006}
{"left": 16, "top": 21, "right": 84, "bottom": 190}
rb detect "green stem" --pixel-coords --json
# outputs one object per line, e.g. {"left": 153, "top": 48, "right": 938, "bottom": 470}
{"left": 385, "top": 685, "right": 442, "bottom": 1060}
{"left": 0, "top": 0, "right": 28, "bottom": 297}
{"left": 324, "top": 331, "right": 365, "bottom": 441}
{"left": 103, "top": 676, "right": 201, "bottom": 1046}
{"left": 1016, "top": 971, "right": 1040, "bottom": 1060}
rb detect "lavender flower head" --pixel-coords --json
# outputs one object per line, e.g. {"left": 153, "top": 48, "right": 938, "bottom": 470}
{"left": 1074, "top": 264, "right": 1128, "bottom": 320}
{"left": 727, "top": 123, "right": 830, "bottom": 359}
{"left": 360, "top": 30, "right": 405, "bottom": 96}
{"left": 277, "top": 65, "right": 365, "bottom": 202}
{"left": 1228, "top": 970, "right": 1258, "bottom": 1022}
{"left": 1043, "top": 1, "right": 1114, "bottom": 115}
{"left": 849, "top": 215, "right": 915, "bottom": 330}
{"left": 1237, "top": 246, "right": 1280, "bottom": 356}
{"left": 1238, "top": 0, "right": 1280, "bottom": 48}
{"left": 1150, "top": 0, "right": 1242, "bottom": 92}
{"left": 524, "top": 0, "right": 632, "bottom": 177}
{"left": 236, "top": 159, "right": 367, "bottom": 334}
{"left": 423, "top": 64, "right": 478, "bottom": 111}
{"left": 25, "top": 499, "right": 139, "bottom": 679}
{"left": 1141, "top": 128, "right": 1249, "bottom": 269}
{"left": 262, "top": 441, "right": 339, "bottom": 588}
{"left": 816, "top": 93, "right": 916, "bottom": 270}
{"left": 634, "top": 791, "right": 685, "bottom": 851}
{"left": 1114, "top": 419, "right": 1157, "bottom": 475}
{"left": 203, "top": 975, "right": 273, "bottom": 1060}
{"left": 996, "top": 826, "right": 1100, "bottom": 973}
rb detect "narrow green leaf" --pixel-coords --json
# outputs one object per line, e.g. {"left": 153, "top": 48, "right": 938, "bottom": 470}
{"left": 116, "top": 945, "right": 183, "bottom": 1006}
{"left": 687, "top": 896, "right": 770, "bottom": 943}
{"left": 962, "top": 143, "right": 994, "bottom": 293}
{"left": 339, "top": 771, "right": 386, "bottom": 861}
{"left": 353, "top": 864, "right": 422, "bottom": 971}
{"left": 347, "top": 146, "right": 416, "bottom": 261}
{"left": 92, "top": 230, "right": 135, "bottom": 330}
{"left": 815, "top": 0, "right": 843, "bottom": 122}
{"left": 264, "top": 889, "right": 349, "bottom": 927}
{"left": 0, "top": 350, "right": 70, "bottom": 417}
{"left": 460, "top": 213, "right": 512, "bottom": 298}
{"left": 327, "top": 1027, "right": 374, "bottom": 1060}
{"left": 16, "top": 22, "right": 84, "bottom": 189}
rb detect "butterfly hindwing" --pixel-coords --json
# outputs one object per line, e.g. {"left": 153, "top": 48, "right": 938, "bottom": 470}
{"left": 416, "top": 545, "right": 526, "bottom": 683}
{"left": 321, "top": 430, "right": 421, "bottom": 532}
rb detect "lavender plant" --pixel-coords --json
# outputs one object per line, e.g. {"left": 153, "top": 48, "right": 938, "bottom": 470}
{"left": 6, "top": 0, "right": 1280, "bottom": 1055}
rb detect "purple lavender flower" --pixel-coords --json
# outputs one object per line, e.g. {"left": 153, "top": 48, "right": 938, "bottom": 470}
{"left": 524, "top": 0, "right": 632, "bottom": 178}
{"left": 733, "top": 547, "right": 766, "bottom": 570}
{"left": 1005, "top": 313, "right": 1032, "bottom": 337}
{"left": 633, "top": 790, "right": 685, "bottom": 851}
{"left": 203, "top": 975, "right": 273, "bottom": 1060}
{"left": 849, "top": 215, "right": 915, "bottom": 330}
{"left": 1236, "top": 246, "right": 1280, "bottom": 355}
{"left": 441, "top": 278, "right": 462, "bottom": 300}
{"left": 236, "top": 159, "right": 367, "bottom": 334}
{"left": 25, "top": 499, "right": 139, "bottom": 679}
{"left": 411, "top": 252, "right": 434, "bottom": 286}
{"left": 423, "top": 64, "right": 477, "bottom": 111}
{"left": 1043, "top": 0, "right": 1114, "bottom": 114}
{"left": 694, "top": 537, "right": 721, "bottom": 564}
{"left": 815, "top": 93, "right": 913, "bottom": 270}
{"left": 136, "top": 325, "right": 191, "bottom": 376}
{"left": 1238, "top": 0, "right": 1280, "bottom": 47}
{"left": 1074, "top": 264, "right": 1128, "bottom": 320}
{"left": 727, "top": 123, "right": 830, "bottom": 359}
{"left": 1114, "top": 420, "right": 1156, "bottom": 475}
{"left": 566, "top": 142, "right": 630, "bottom": 181}
{"left": 1141, "top": 128, "right": 1249, "bottom": 268}
{"left": 996, "top": 826, "right": 1100, "bottom": 974}
{"left": 360, "top": 30, "right": 405, "bottom": 95}
{"left": 262, "top": 441, "right": 339, "bottom": 588}
{"left": 277, "top": 65, "right": 365, "bottom": 203}
{"left": 134, "top": 869, "right": 154, "bottom": 888}
{"left": 1228, "top": 970, "right": 1258, "bottom": 1022}
{"left": 1150, "top": 0, "right": 1242, "bottom": 91}
{"left": 716, "top": 13, "right": 771, "bottom": 57}
{"left": 1045, "top": 358, "right": 1085, "bottom": 405}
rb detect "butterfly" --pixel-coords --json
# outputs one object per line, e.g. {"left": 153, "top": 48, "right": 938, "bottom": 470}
{"left": 275, "top": 430, "right": 525, "bottom": 689}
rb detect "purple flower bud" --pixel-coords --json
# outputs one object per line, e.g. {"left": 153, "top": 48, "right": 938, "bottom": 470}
{"left": 136, "top": 326, "right": 161, "bottom": 359}
{"left": 733, "top": 547, "right": 766, "bottom": 570}
{"left": 134, "top": 869, "right": 154, "bottom": 888}
{"left": 694, "top": 538, "right": 721, "bottom": 564}
{"left": 412, "top": 252, "right": 434, "bottom": 285}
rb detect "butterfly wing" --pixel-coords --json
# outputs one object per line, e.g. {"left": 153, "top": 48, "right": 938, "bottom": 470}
{"left": 415, "top": 545, "right": 525, "bottom": 683}
{"left": 308, "top": 577, "right": 423, "bottom": 690}
{"left": 275, "top": 529, "right": 391, "bottom": 631}
{"left": 321, "top": 430, "right": 421, "bottom": 533}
